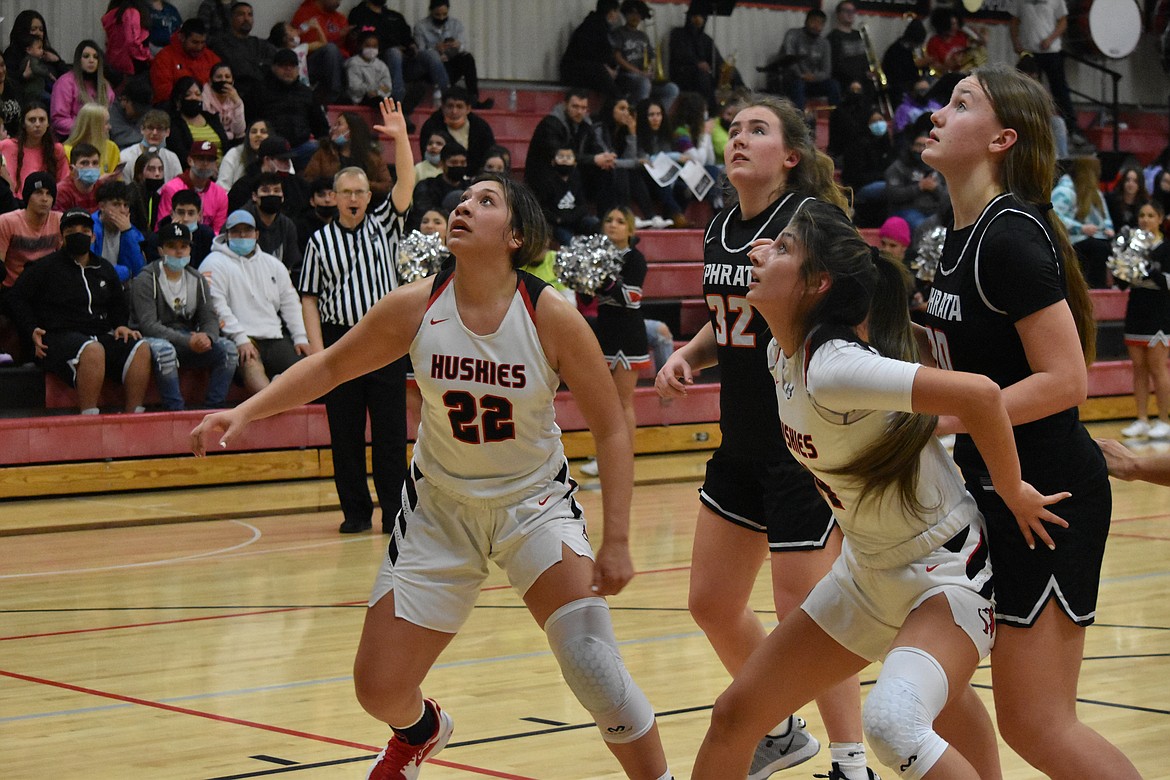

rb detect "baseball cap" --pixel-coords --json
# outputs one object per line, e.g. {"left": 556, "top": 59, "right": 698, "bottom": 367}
{"left": 191, "top": 140, "right": 219, "bottom": 158}
{"left": 60, "top": 208, "right": 94, "bottom": 232}
{"left": 158, "top": 222, "right": 192, "bottom": 244}
{"left": 224, "top": 209, "right": 256, "bottom": 230}
{"left": 22, "top": 171, "right": 57, "bottom": 203}
{"left": 258, "top": 135, "right": 294, "bottom": 159}
{"left": 273, "top": 48, "right": 299, "bottom": 67}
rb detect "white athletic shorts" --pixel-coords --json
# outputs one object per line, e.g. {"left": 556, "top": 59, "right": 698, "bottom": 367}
{"left": 369, "top": 461, "right": 595, "bottom": 633}
{"left": 802, "top": 517, "right": 996, "bottom": 662}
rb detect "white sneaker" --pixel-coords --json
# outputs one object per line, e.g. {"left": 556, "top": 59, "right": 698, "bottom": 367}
{"left": 650, "top": 215, "right": 673, "bottom": 229}
{"left": 579, "top": 458, "right": 599, "bottom": 476}
{"left": 1148, "top": 420, "right": 1170, "bottom": 438}
{"left": 1120, "top": 419, "right": 1151, "bottom": 438}
{"left": 634, "top": 217, "right": 655, "bottom": 229}
{"left": 748, "top": 715, "right": 820, "bottom": 780}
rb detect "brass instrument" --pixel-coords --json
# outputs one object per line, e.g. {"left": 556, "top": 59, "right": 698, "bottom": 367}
{"left": 859, "top": 24, "right": 893, "bottom": 118}
{"left": 719, "top": 50, "right": 737, "bottom": 90}
{"left": 643, "top": 13, "right": 668, "bottom": 84}
{"left": 902, "top": 12, "right": 937, "bottom": 80}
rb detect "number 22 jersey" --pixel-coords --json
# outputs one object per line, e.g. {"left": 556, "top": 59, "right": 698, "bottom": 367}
{"left": 411, "top": 267, "right": 565, "bottom": 501}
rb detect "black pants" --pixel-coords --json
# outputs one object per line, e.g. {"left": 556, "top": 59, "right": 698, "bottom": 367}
{"left": 444, "top": 51, "right": 481, "bottom": 98}
{"left": 321, "top": 323, "right": 408, "bottom": 525}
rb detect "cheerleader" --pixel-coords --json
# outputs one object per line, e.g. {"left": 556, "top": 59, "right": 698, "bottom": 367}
{"left": 692, "top": 197, "right": 1067, "bottom": 780}
{"left": 1119, "top": 200, "right": 1170, "bottom": 439}
{"left": 656, "top": 94, "right": 876, "bottom": 780}
{"left": 921, "top": 64, "right": 1141, "bottom": 778}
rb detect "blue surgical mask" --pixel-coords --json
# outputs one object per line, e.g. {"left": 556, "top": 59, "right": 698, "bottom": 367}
{"left": 184, "top": 220, "right": 200, "bottom": 235}
{"left": 868, "top": 120, "right": 888, "bottom": 137}
{"left": 425, "top": 152, "right": 441, "bottom": 166}
{"left": 162, "top": 254, "right": 190, "bottom": 271}
{"left": 77, "top": 167, "right": 101, "bottom": 185}
{"left": 333, "top": 133, "right": 348, "bottom": 146}
{"left": 228, "top": 237, "right": 256, "bottom": 255}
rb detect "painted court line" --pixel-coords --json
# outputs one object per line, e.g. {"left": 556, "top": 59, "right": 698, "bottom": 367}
{"left": 0, "top": 669, "right": 537, "bottom": 780}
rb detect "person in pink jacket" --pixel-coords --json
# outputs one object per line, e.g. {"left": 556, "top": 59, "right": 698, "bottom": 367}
{"left": 49, "top": 40, "right": 116, "bottom": 139}
{"left": 158, "top": 140, "right": 229, "bottom": 233}
{"left": 102, "top": 0, "right": 152, "bottom": 79}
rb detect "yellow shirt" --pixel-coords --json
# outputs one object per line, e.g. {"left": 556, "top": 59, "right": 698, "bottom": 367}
{"left": 64, "top": 139, "right": 121, "bottom": 174}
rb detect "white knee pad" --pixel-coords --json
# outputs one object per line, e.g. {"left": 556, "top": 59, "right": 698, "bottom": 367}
{"left": 862, "top": 647, "right": 950, "bottom": 780}
{"left": 544, "top": 597, "right": 656, "bottom": 744}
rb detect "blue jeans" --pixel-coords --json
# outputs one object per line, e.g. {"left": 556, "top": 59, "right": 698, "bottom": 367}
{"left": 308, "top": 43, "right": 344, "bottom": 103}
{"left": 147, "top": 335, "right": 239, "bottom": 410}
{"left": 785, "top": 77, "right": 841, "bottom": 110}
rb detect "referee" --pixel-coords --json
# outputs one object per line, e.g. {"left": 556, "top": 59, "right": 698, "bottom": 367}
{"left": 299, "top": 99, "right": 416, "bottom": 534}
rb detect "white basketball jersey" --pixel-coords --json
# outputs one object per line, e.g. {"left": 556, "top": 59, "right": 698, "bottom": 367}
{"left": 770, "top": 329, "right": 979, "bottom": 569}
{"left": 411, "top": 269, "right": 565, "bottom": 501}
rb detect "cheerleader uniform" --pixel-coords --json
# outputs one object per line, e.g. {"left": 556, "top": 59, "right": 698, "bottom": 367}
{"left": 699, "top": 192, "right": 835, "bottom": 551}
{"left": 1122, "top": 238, "right": 1170, "bottom": 348}
{"left": 595, "top": 244, "right": 651, "bottom": 371}
{"left": 920, "top": 193, "right": 1111, "bottom": 627}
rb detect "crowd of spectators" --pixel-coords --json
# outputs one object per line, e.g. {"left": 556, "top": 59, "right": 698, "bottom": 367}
{"left": 0, "top": 0, "right": 1145, "bottom": 414}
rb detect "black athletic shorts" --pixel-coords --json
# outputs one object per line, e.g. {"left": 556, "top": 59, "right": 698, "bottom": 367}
{"left": 40, "top": 331, "right": 145, "bottom": 387}
{"left": 699, "top": 448, "right": 836, "bottom": 551}
{"left": 959, "top": 428, "right": 1112, "bottom": 627}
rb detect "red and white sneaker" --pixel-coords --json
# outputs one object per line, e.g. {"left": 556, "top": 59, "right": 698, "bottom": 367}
{"left": 366, "top": 699, "right": 454, "bottom": 780}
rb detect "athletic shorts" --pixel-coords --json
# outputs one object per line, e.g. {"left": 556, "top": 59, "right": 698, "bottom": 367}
{"left": 963, "top": 434, "right": 1111, "bottom": 628}
{"left": 803, "top": 518, "right": 996, "bottom": 662}
{"left": 40, "top": 331, "right": 146, "bottom": 387}
{"left": 370, "top": 461, "right": 596, "bottom": 633}
{"left": 699, "top": 449, "right": 836, "bottom": 551}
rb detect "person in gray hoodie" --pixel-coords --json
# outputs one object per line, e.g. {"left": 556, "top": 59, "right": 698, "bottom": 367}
{"left": 131, "top": 221, "right": 238, "bottom": 410}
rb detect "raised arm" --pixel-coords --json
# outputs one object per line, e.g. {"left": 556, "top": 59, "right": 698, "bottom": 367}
{"left": 372, "top": 98, "right": 416, "bottom": 214}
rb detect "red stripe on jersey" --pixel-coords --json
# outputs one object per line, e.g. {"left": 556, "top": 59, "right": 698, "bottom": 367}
{"left": 426, "top": 273, "right": 454, "bottom": 312}
{"left": 517, "top": 276, "right": 538, "bottom": 321}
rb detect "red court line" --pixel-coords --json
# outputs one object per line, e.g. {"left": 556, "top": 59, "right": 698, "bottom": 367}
{"left": 1110, "top": 532, "right": 1170, "bottom": 542}
{"left": 1, "top": 565, "right": 693, "bottom": 642}
{"left": 0, "top": 668, "right": 538, "bottom": 780}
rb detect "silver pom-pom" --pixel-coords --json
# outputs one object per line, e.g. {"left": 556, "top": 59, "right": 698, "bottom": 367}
{"left": 911, "top": 225, "right": 946, "bottom": 283}
{"left": 1108, "top": 227, "right": 1155, "bottom": 285}
{"left": 396, "top": 230, "right": 449, "bottom": 283}
{"left": 554, "top": 234, "right": 624, "bottom": 294}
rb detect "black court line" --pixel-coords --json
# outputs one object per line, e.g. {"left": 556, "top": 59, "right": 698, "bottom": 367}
{"left": 968, "top": 683, "right": 1170, "bottom": 716}
{"left": 520, "top": 716, "right": 568, "bottom": 726}
{"left": 249, "top": 755, "right": 299, "bottom": 766}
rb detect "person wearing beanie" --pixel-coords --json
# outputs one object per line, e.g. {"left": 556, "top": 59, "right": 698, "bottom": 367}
{"left": 877, "top": 215, "right": 911, "bottom": 261}
{"left": 0, "top": 172, "right": 63, "bottom": 360}
{"left": 7, "top": 207, "right": 152, "bottom": 414}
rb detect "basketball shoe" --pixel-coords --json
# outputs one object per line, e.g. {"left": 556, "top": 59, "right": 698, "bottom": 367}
{"left": 814, "top": 765, "right": 882, "bottom": 780}
{"left": 747, "top": 715, "right": 820, "bottom": 780}
{"left": 366, "top": 699, "right": 454, "bottom": 780}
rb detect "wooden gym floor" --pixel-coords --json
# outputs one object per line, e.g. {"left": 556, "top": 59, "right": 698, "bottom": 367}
{"left": 1, "top": 422, "right": 1167, "bottom": 779}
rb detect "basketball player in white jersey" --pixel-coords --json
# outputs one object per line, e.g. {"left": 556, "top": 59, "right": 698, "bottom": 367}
{"left": 191, "top": 174, "right": 674, "bottom": 780}
{"left": 691, "top": 200, "right": 1069, "bottom": 780}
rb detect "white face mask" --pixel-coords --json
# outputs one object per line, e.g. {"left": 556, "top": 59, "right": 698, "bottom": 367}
{"left": 361, "top": 47, "right": 379, "bottom": 61}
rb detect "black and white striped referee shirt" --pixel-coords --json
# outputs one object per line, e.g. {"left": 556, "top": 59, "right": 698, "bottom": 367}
{"left": 298, "top": 197, "right": 408, "bottom": 326}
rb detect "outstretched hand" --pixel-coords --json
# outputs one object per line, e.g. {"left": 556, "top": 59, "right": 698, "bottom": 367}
{"left": 1001, "top": 481, "right": 1070, "bottom": 551}
{"left": 373, "top": 98, "right": 408, "bottom": 141}
{"left": 190, "top": 408, "right": 250, "bottom": 457}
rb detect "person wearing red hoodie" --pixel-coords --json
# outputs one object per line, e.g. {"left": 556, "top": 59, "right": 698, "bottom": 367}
{"left": 151, "top": 18, "right": 221, "bottom": 110}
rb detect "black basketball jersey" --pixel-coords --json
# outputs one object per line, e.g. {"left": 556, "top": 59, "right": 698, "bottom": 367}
{"left": 921, "top": 192, "right": 1083, "bottom": 470}
{"left": 704, "top": 192, "right": 809, "bottom": 457}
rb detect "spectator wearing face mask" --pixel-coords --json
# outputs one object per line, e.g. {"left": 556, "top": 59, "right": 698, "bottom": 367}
{"left": 245, "top": 170, "right": 304, "bottom": 281}
{"left": 53, "top": 143, "right": 112, "bottom": 213}
{"left": 893, "top": 78, "right": 942, "bottom": 138}
{"left": 303, "top": 112, "right": 391, "bottom": 201}
{"left": 409, "top": 140, "right": 468, "bottom": 231}
{"left": 840, "top": 108, "right": 893, "bottom": 215}
{"left": 131, "top": 221, "right": 238, "bottom": 410}
{"left": 202, "top": 63, "right": 246, "bottom": 141}
{"left": 531, "top": 146, "right": 600, "bottom": 247}
{"left": 158, "top": 140, "right": 228, "bottom": 232}
{"left": 146, "top": 188, "right": 215, "bottom": 266}
{"left": 128, "top": 150, "right": 166, "bottom": 233}
{"left": 295, "top": 176, "right": 337, "bottom": 251}
{"left": 413, "top": 131, "right": 448, "bottom": 182}
{"left": 345, "top": 30, "right": 393, "bottom": 108}
{"left": 167, "top": 77, "right": 229, "bottom": 169}
{"left": 229, "top": 135, "right": 311, "bottom": 217}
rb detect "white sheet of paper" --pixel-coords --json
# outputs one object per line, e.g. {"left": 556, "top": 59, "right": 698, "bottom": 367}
{"left": 643, "top": 153, "right": 681, "bottom": 187}
{"left": 679, "top": 159, "right": 715, "bottom": 200}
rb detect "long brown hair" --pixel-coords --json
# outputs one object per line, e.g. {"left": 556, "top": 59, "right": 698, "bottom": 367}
{"left": 974, "top": 64, "right": 1096, "bottom": 364}
{"left": 730, "top": 93, "right": 849, "bottom": 211}
{"left": 788, "top": 200, "right": 938, "bottom": 516}
{"left": 1069, "top": 156, "right": 1103, "bottom": 222}
{"left": 15, "top": 102, "right": 57, "bottom": 187}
